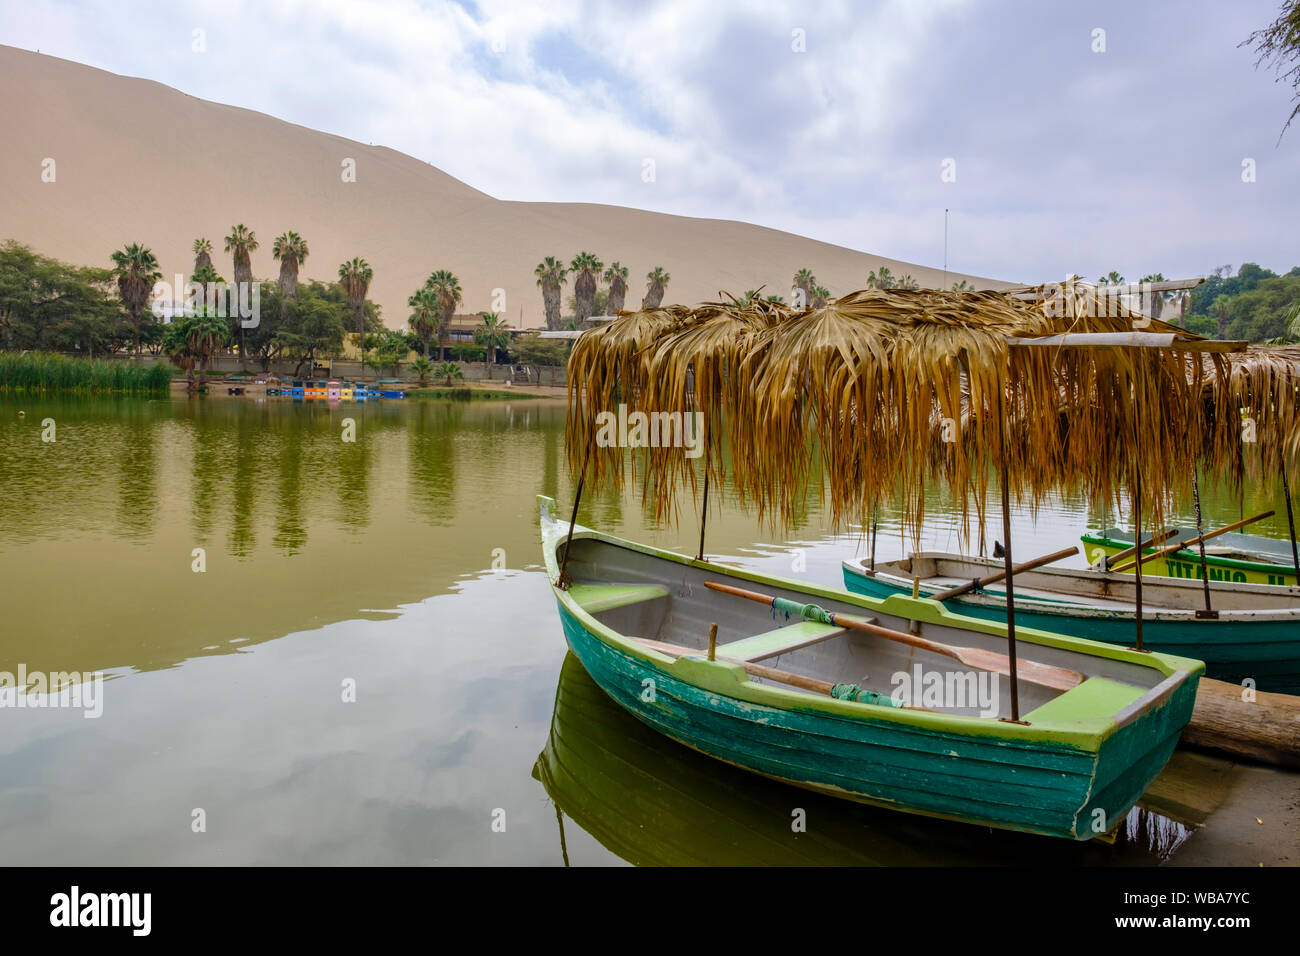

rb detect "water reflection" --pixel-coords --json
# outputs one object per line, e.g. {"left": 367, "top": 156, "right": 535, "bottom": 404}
{"left": 533, "top": 653, "right": 1184, "bottom": 866}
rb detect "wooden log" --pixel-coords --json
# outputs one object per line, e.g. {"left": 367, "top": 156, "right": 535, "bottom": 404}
{"left": 1179, "top": 677, "right": 1300, "bottom": 770}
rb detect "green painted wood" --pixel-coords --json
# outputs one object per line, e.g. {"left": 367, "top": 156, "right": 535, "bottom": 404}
{"left": 536, "top": 495, "right": 1203, "bottom": 841}
{"left": 567, "top": 583, "right": 669, "bottom": 614}
{"left": 1023, "top": 677, "right": 1146, "bottom": 725}
{"left": 715, "top": 620, "right": 847, "bottom": 662}
{"left": 842, "top": 558, "right": 1300, "bottom": 694}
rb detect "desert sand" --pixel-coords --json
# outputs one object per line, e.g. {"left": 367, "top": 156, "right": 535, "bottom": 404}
{"left": 0, "top": 45, "right": 1005, "bottom": 328}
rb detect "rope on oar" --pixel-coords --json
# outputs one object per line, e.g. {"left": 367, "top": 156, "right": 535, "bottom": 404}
{"left": 831, "top": 683, "right": 900, "bottom": 706}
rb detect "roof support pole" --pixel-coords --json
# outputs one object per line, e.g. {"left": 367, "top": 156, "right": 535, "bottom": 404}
{"left": 1132, "top": 378, "right": 1145, "bottom": 652}
{"left": 997, "top": 385, "right": 1022, "bottom": 723}
{"left": 557, "top": 441, "right": 592, "bottom": 590}
{"left": 1283, "top": 463, "right": 1300, "bottom": 585}
{"left": 1192, "top": 468, "right": 1216, "bottom": 617}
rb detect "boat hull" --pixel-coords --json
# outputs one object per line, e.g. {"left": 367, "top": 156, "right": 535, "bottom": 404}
{"left": 1082, "top": 532, "right": 1297, "bottom": 587}
{"left": 842, "top": 560, "right": 1300, "bottom": 694}
{"left": 555, "top": 602, "right": 1194, "bottom": 840}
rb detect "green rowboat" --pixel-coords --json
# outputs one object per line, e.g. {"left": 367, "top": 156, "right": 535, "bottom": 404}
{"left": 1082, "top": 527, "right": 1298, "bottom": 587}
{"left": 540, "top": 496, "right": 1204, "bottom": 841}
{"left": 842, "top": 552, "right": 1300, "bottom": 695}
{"left": 532, "top": 651, "right": 1194, "bottom": 864}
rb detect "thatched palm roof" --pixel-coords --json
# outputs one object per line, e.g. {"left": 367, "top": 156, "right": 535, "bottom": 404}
{"left": 566, "top": 284, "right": 1280, "bottom": 542}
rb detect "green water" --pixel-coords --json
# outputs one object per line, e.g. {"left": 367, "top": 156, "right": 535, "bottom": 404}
{"left": 0, "top": 395, "right": 1289, "bottom": 865}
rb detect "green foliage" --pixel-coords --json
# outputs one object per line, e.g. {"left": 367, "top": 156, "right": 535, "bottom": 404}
{"left": 449, "top": 343, "right": 485, "bottom": 362}
{"left": 271, "top": 280, "right": 348, "bottom": 375}
{"left": 1245, "top": 0, "right": 1300, "bottom": 136}
{"left": 434, "top": 361, "right": 464, "bottom": 385}
{"left": 1223, "top": 274, "right": 1300, "bottom": 341}
{"left": 0, "top": 241, "right": 127, "bottom": 355}
{"left": 0, "top": 351, "right": 170, "bottom": 394}
{"left": 410, "top": 355, "right": 433, "bottom": 384}
{"left": 512, "top": 333, "right": 570, "bottom": 367}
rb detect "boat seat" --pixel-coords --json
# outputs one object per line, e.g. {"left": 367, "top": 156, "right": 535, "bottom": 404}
{"left": 716, "top": 620, "right": 851, "bottom": 662}
{"left": 568, "top": 583, "right": 670, "bottom": 615}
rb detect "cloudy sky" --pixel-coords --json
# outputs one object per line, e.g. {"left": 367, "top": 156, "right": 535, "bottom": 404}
{"left": 4, "top": 0, "right": 1297, "bottom": 283}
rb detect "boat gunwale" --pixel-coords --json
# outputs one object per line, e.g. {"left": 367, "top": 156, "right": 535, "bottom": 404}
{"left": 845, "top": 553, "right": 1300, "bottom": 622}
{"left": 538, "top": 496, "right": 1202, "bottom": 749}
{"left": 1081, "top": 530, "right": 1300, "bottom": 577}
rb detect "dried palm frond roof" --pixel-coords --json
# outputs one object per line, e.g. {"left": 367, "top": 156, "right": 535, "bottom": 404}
{"left": 1203, "top": 344, "right": 1300, "bottom": 485}
{"left": 566, "top": 284, "right": 1267, "bottom": 541}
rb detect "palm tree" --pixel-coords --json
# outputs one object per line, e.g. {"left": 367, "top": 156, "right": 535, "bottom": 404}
{"left": 191, "top": 264, "right": 224, "bottom": 311}
{"left": 110, "top": 242, "right": 161, "bottom": 359}
{"left": 411, "top": 356, "right": 432, "bottom": 385}
{"left": 793, "top": 268, "right": 815, "bottom": 307}
{"left": 435, "top": 361, "right": 463, "bottom": 386}
{"left": 604, "top": 261, "right": 630, "bottom": 314}
{"left": 896, "top": 275, "right": 919, "bottom": 291}
{"left": 765, "top": 294, "right": 786, "bottom": 304}
{"left": 1213, "top": 294, "right": 1231, "bottom": 340}
{"left": 473, "top": 312, "right": 511, "bottom": 379}
{"left": 570, "top": 252, "right": 603, "bottom": 327}
{"left": 1098, "top": 270, "right": 1125, "bottom": 285}
{"left": 951, "top": 280, "right": 974, "bottom": 292}
{"left": 424, "top": 269, "right": 462, "bottom": 359}
{"left": 1139, "top": 273, "right": 1176, "bottom": 320}
{"left": 644, "top": 266, "right": 670, "bottom": 309}
{"left": 224, "top": 225, "right": 258, "bottom": 366}
{"left": 272, "top": 231, "right": 309, "bottom": 298}
{"left": 185, "top": 309, "right": 229, "bottom": 388}
{"left": 811, "top": 284, "right": 831, "bottom": 308}
{"left": 534, "top": 256, "right": 569, "bottom": 331}
{"left": 338, "top": 257, "right": 374, "bottom": 373}
{"left": 407, "top": 287, "right": 441, "bottom": 358}
{"left": 192, "top": 237, "right": 213, "bottom": 273}
{"left": 737, "top": 289, "right": 761, "bottom": 306}
{"left": 866, "top": 266, "right": 895, "bottom": 289}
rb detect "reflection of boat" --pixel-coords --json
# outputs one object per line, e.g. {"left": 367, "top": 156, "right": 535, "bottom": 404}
{"left": 1083, "top": 527, "right": 1298, "bottom": 587}
{"left": 843, "top": 553, "right": 1300, "bottom": 695}
{"left": 533, "top": 651, "right": 1195, "bottom": 865}
{"left": 539, "top": 496, "right": 1203, "bottom": 841}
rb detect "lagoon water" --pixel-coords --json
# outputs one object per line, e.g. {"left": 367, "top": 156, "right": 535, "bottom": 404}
{"left": 0, "top": 395, "right": 1292, "bottom": 865}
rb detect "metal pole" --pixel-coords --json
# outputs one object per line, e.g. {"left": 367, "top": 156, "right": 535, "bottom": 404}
{"left": 1284, "top": 464, "right": 1300, "bottom": 585}
{"left": 1191, "top": 469, "right": 1215, "bottom": 617}
{"left": 870, "top": 503, "right": 878, "bottom": 571}
{"left": 1132, "top": 383, "right": 1145, "bottom": 652}
{"left": 997, "top": 387, "right": 1021, "bottom": 723}
{"left": 557, "top": 442, "right": 592, "bottom": 589}
{"left": 695, "top": 465, "right": 710, "bottom": 562}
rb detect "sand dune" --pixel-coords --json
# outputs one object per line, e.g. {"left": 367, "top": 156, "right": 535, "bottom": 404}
{"left": 0, "top": 45, "right": 1005, "bottom": 328}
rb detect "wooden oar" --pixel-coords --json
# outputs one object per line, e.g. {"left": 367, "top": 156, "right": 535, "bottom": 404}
{"left": 703, "top": 581, "right": 1083, "bottom": 692}
{"left": 632, "top": 637, "right": 930, "bottom": 709}
{"left": 928, "top": 545, "right": 1080, "bottom": 602}
{"left": 1102, "top": 528, "right": 1178, "bottom": 570}
{"left": 1110, "top": 510, "right": 1275, "bottom": 573}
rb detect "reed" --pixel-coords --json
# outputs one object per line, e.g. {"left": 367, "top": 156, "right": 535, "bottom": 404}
{"left": 0, "top": 352, "right": 172, "bottom": 395}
